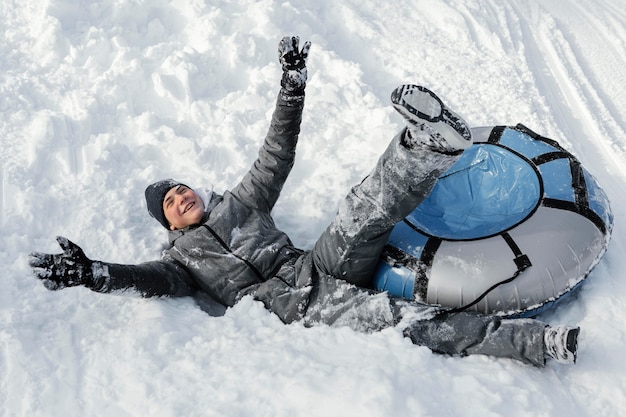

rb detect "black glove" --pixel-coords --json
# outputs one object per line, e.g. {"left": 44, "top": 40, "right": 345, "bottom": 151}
{"left": 278, "top": 36, "right": 311, "bottom": 96}
{"left": 28, "top": 236, "right": 96, "bottom": 291}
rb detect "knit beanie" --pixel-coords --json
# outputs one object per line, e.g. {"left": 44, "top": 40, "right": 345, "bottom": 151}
{"left": 145, "top": 179, "right": 187, "bottom": 229}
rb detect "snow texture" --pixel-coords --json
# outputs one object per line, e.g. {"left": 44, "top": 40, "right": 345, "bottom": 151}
{"left": 1, "top": 0, "right": 625, "bottom": 416}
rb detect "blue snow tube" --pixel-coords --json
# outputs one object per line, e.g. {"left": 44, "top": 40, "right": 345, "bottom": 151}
{"left": 373, "top": 124, "right": 613, "bottom": 317}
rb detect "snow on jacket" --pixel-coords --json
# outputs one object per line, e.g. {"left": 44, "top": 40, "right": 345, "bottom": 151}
{"left": 95, "top": 92, "right": 315, "bottom": 323}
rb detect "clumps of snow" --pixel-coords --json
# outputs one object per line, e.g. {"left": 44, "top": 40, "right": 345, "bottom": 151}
{"left": 3, "top": 1, "right": 626, "bottom": 416}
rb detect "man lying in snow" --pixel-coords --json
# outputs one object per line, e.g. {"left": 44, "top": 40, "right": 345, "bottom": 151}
{"left": 29, "top": 36, "right": 579, "bottom": 366}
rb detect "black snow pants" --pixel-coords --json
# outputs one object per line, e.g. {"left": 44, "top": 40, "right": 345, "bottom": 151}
{"left": 302, "top": 130, "right": 547, "bottom": 366}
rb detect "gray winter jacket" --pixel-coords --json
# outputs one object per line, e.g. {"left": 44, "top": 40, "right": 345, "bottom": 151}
{"left": 97, "top": 92, "right": 315, "bottom": 323}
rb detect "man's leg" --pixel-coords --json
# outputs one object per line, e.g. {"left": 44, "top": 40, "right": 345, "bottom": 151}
{"left": 302, "top": 275, "right": 551, "bottom": 367}
{"left": 302, "top": 86, "right": 577, "bottom": 367}
{"left": 311, "top": 85, "right": 472, "bottom": 287}
{"left": 403, "top": 310, "right": 547, "bottom": 366}
{"left": 311, "top": 130, "right": 461, "bottom": 287}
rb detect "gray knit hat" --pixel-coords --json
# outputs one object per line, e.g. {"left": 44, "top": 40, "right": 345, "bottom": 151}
{"left": 145, "top": 179, "right": 187, "bottom": 229}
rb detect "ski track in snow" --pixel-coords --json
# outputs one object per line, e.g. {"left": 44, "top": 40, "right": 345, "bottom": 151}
{"left": 1, "top": 1, "right": 625, "bottom": 416}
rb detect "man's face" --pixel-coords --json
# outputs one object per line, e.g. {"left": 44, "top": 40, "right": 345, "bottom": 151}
{"left": 163, "top": 185, "right": 205, "bottom": 230}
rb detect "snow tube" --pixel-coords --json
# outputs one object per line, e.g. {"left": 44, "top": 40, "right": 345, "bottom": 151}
{"left": 373, "top": 124, "right": 613, "bottom": 317}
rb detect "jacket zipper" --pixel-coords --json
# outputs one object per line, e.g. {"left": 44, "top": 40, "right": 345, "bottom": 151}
{"left": 201, "top": 224, "right": 266, "bottom": 283}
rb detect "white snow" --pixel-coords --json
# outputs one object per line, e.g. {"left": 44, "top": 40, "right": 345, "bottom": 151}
{"left": 2, "top": 0, "right": 625, "bottom": 416}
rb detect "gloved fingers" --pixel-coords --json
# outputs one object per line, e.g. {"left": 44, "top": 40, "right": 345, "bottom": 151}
{"left": 56, "top": 236, "right": 87, "bottom": 260}
{"left": 299, "top": 40, "right": 311, "bottom": 61}
{"left": 56, "top": 235, "right": 75, "bottom": 254}
{"left": 288, "top": 36, "right": 310, "bottom": 58}
{"left": 279, "top": 36, "right": 310, "bottom": 70}
{"left": 278, "top": 35, "right": 297, "bottom": 60}
{"left": 28, "top": 252, "right": 56, "bottom": 281}
{"left": 290, "top": 35, "right": 299, "bottom": 51}
{"left": 28, "top": 251, "right": 53, "bottom": 268}
{"left": 30, "top": 266, "right": 54, "bottom": 280}
{"left": 41, "top": 278, "right": 65, "bottom": 291}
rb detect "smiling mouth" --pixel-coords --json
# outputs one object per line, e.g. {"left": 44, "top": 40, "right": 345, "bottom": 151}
{"left": 182, "top": 202, "right": 195, "bottom": 214}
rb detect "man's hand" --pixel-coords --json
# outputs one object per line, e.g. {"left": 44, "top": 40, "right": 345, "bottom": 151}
{"left": 28, "top": 236, "right": 95, "bottom": 291}
{"left": 278, "top": 36, "right": 311, "bottom": 95}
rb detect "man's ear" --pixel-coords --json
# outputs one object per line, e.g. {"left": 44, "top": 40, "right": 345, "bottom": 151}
{"left": 169, "top": 224, "right": 176, "bottom": 231}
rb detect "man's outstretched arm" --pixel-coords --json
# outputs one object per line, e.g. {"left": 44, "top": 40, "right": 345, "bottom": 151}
{"left": 29, "top": 236, "right": 197, "bottom": 297}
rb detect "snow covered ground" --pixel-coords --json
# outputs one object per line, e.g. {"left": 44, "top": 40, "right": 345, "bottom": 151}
{"left": 1, "top": 0, "right": 625, "bottom": 416}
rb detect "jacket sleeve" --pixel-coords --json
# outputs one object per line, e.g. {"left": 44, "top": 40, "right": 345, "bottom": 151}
{"left": 90, "top": 259, "right": 198, "bottom": 297}
{"left": 231, "top": 93, "right": 304, "bottom": 212}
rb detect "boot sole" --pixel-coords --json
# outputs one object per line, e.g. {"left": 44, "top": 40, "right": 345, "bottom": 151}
{"left": 391, "top": 85, "right": 472, "bottom": 150}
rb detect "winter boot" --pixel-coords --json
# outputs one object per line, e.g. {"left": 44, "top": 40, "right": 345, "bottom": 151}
{"left": 391, "top": 84, "right": 472, "bottom": 153}
{"left": 544, "top": 325, "right": 580, "bottom": 364}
